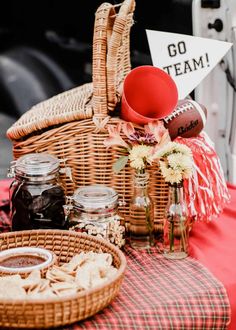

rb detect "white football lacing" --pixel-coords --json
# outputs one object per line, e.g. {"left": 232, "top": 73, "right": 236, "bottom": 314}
{"left": 163, "top": 102, "right": 194, "bottom": 124}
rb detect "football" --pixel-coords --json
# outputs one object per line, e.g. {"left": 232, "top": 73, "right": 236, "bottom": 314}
{"left": 163, "top": 99, "right": 207, "bottom": 140}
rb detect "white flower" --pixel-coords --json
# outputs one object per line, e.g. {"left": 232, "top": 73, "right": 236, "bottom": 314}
{"left": 129, "top": 145, "right": 152, "bottom": 160}
{"left": 171, "top": 142, "right": 192, "bottom": 157}
{"left": 130, "top": 158, "right": 145, "bottom": 170}
{"left": 155, "top": 141, "right": 192, "bottom": 159}
{"left": 158, "top": 142, "right": 194, "bottom": 184}
{"left": 129, "top": 145, "right": 152, "bottom": 170}
{"left": 159, "top": 160, "right": 169, "bottom": 176}
{"left": 167, "top": 153, "right": 193, "bottom": 171}
{"left": 153, "top": 142, "right": 175, "bottom": 158}
{"left": 159, "top": 162, "right": 183, "bottom": 184}
{"left": 167, "top": 169, "right": 183, "bottom": 184}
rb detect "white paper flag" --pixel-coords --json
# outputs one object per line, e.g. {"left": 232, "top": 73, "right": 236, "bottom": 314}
{"left": 146, "top": 30, "right": 232, "bottom": 99}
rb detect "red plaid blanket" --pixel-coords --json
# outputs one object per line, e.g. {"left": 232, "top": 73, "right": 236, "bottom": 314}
{"left": 0, "top": 180, "right": 231, "bottom": 329}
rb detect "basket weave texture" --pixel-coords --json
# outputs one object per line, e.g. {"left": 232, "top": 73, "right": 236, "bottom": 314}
{"left": 0, "top": 229, "right": 126, "bottom": 329}
{"left": 7, "top": 0, "right": 169, "bottom": 232}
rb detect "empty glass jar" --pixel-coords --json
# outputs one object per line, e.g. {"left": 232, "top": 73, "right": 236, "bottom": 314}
{"left": 9, "top": 153, "right": 67, "bottom": 231}
{"left": 163, "top": 181, "right": 189, "bottom": 259}
{"left": 129, "top": 170, "right": 154, "bottom": 250}
{"left": 66, "top": 185, "right": 125, "bottom": 248}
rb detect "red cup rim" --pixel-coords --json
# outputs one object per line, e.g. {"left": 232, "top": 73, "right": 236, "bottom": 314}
{"left": 121, "top": 92, "right": 158, "bottom": 123}
{"left": 121, "top": 65, "right": 178, "bottom": 124}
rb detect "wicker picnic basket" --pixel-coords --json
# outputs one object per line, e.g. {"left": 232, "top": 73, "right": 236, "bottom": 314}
{"left": 0, "top": 229, "right": 126, "bottom": 328}
{"left": 7, "top": 0, "right": 169, "bottom": 232}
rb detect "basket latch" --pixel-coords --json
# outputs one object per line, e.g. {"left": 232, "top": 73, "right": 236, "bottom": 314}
{"left": 92, "top": 115, "right": 111, "bottom": 133}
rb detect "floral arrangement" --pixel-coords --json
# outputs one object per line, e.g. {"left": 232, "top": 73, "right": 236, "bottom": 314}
{"left": 103, "top": 121, "right": 170, "bottom": 173}
{"left": 104, "top": 120, "right": 170, "bottom": 249}
{"left": 104, "top": 119, "right": 229, "bottom": 226}
{"left": 155, "top": 142, "right": 194, "bottom": 258}
{"left": 154, "top": 141, "right": 194, "bottom": 184}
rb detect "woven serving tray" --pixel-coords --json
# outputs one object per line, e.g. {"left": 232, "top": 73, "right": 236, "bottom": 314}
{"left": 0, "top": 230, "right": 126, "bottom": 329}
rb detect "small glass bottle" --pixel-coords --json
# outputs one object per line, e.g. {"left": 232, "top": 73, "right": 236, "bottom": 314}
{"left": 129, "top": 170, "right": 154, "bottom": 249}
{"left": 66, "top": 185, "right": 125, "bottom": 248}
{"left": 163, "top": 181, "right": 189, "bottom": 259}
{"left": 9, "top": 153, "right": 67, "bottom": 231}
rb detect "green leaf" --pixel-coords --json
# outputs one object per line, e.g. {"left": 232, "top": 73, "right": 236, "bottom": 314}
{"left": 113, "top": 156, "right": 129, "bottom": 174}
{"left": 119, "top": 149, "right": 129, "bottom": 154}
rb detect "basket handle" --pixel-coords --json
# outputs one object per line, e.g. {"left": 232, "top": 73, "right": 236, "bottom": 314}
{"left": 92, "top": 0, "right": 135, "bottom": 117}
{"left": 92, "top": 3, "right": 116, "bottom": 117}
{"left": 106, "top": 0, "right": 135, "bottom": 112}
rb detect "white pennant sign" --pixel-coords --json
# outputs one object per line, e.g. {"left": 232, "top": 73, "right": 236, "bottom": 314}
{"left": 146, "top": 30, "right": 233, "bottom": 99}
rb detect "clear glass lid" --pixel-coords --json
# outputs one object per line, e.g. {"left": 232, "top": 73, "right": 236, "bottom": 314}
{"left": 73, "top": 185, "right": 118, "bottom": 210}
{"left": 15, "top": 153, "right": 60, "bottom": 178}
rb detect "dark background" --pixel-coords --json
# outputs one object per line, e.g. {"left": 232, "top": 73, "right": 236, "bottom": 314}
{"left": 0, "top": 0, "right": 192, "bottom": 177}
{"left": 0, "top": 0, "right": 192, "bottom": 118}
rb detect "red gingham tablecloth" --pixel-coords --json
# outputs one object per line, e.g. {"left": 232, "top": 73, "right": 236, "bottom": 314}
{"left": 0, "top": 180, "right": 231, "bottom": 330}
{"left": 71, "top": 247, "right": 230, "bottom": 330}
{"left": 0, "top": 180, "right": 11, "bottom": 232}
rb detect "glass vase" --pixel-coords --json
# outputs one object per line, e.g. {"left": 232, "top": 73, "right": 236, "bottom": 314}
{"left": 129, "top": 170, "right": 154, "bottom": 249}
{"left": 163, "top": 181, "right": 189, "bottom": 259}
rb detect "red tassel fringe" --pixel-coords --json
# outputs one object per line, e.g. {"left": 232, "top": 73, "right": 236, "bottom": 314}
{"left": 176, "top": 132, "right": 230, "bottom": 222}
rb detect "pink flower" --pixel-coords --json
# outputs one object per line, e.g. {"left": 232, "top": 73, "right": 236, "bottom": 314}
{"left": 145, "top": 121, "right": 170, "bottom": 144}
{"left": 122, "top": 122, "right": 135, "bottom": 139}
{"left": 122, "top": 122, "right": 156, "bottom": 144}
{"left": 151, "top": 131, "right": 171, "bottom": 155}
{"left": 104, "top": 123, "right": 130, "bottom": 149}
{"left": 144, "top": 121, "right": 171, "bottom": 157}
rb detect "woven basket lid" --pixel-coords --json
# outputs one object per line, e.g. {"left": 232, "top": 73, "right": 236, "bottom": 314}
{"left": 7, "top": 83, "right": 93, "bottom": 140}
{"left": 7, "top": 0, "right": 135, "bottom": 141}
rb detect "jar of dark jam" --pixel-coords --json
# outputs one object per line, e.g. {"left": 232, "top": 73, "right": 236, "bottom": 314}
{"left": 9, "top": 153, "right": 67, "bottom": 231}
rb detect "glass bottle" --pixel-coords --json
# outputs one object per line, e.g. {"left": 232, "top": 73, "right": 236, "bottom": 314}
{"left": 66, "top": 185, "right": 125, "bottom": 248}
{"left": 129, "top": 170, "right": 154, "bottom": 249}
{"left": 9, "top": 153, "right": 67, "bottom": 231}
{"left": 163, "top": 181, "right": 189, "bottom": 259}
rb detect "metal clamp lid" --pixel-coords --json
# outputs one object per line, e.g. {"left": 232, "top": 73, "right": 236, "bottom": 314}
{"left": 7, "top": 160, "right": 17, "bottom": 178}
{"left": 7, "top": 154, "right": 73, "bottom": 181}
{"left": 72, "top": 185, "right": 119, "bottom": 210}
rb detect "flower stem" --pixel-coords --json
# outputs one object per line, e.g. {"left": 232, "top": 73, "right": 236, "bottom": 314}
{"left": 145, "top": 205, "right": 153, "bottom": 245}
{"left": 180, "top": 217, "right": 187, "bottom": 252}
{"left": 169, "top": 215, "right": 174, "bottom": 252}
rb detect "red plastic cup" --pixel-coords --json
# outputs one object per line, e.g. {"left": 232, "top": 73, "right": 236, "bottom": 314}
{"left": 121, "top": 65, "right": 178, "bottom": 125}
